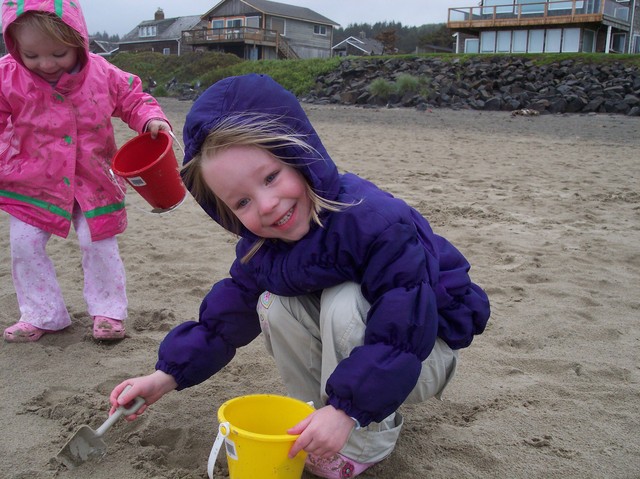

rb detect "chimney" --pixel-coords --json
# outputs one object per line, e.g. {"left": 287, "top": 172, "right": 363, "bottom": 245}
{"left": 154, "top": 8, "right": 164, "bottom": 21}
{"left": 359, "top": 31, "right": 366, "bottom": 39}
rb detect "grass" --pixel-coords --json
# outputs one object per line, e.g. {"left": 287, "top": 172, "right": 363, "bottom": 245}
{"left": 108, "top": 51, "right": 640, "bottom": 98}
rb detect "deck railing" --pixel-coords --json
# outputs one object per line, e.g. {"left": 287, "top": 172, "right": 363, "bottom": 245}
{"left": 182, "top": 26, "right": 278, "bottom": 44}
{"left": 448, "top": 0, "right": 629, "bottom": 24}
{"left": 181, "top": 26, "right": 299, "bottom": 59}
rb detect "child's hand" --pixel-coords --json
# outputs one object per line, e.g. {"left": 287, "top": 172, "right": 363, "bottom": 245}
{"left": 287, "top": 405, "right": 355, "bottom": 459}
{"left": 109, "top": 370, "right": 178, "bottom": 420}
{"left": 146, "top": 120, "right": 171, "bottom": 139}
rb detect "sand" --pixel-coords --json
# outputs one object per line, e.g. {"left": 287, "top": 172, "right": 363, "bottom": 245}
{"left": 1, "top": 99, "right": 639, "bottom": 479}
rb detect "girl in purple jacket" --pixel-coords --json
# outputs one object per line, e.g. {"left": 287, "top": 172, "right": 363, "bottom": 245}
{"left": 0, "top": 0, "right": 170, "bottom": 342}
{"left": 110, "top": 74, "right": 490, "bottom": 478}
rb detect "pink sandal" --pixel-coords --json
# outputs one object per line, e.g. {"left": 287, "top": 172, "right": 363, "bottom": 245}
{"left": 93, "top": 316, "right": 126, "bottom": 340}
{"left": 4, "top": 322, "right": 49, "bottom": 343}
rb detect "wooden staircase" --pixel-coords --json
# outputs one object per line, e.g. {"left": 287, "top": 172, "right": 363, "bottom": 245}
{"left": 276, "top": 35, "right": 299, "bottom": 59}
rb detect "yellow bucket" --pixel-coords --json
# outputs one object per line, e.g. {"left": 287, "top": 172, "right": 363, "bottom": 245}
{"left": 207, "top": 394, "right": 315, "bottom": 479}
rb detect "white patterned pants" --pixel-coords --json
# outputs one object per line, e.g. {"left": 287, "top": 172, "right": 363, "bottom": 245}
{"left": 257, "top": 282, "right": 458, "bottom": 463}
{"left": 9, "top": 204, "right": 127, "bottom": 331}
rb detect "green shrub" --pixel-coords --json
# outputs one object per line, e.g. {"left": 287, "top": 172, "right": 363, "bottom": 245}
{"left": 151, "top": 85, "right": 168, "bottom": 97}
{"left": 395, "top": 74, "right": 420, "bottom": 95}
{"left": 368, "top": 78, "right": 394, "bottom": 99}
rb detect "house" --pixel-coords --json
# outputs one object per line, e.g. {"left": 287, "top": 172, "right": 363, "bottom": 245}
{"left": 332, "top": 32, "right": 384, "bottom": 57}
{"left": 447, "top": 0, "right": 640, "bottom": 54}
{"left": 89, "top": 39, "right": 119, "bottom": 57}
{"left": 181, "top": 0, "right": 339, "bottom": 60}
{"left": 119, "top": 8, "right": 206, "bottom": 55}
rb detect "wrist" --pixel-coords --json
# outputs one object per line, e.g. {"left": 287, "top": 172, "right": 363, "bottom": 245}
{"left": 152, "top": 370, "right": 178, "bottom": 393}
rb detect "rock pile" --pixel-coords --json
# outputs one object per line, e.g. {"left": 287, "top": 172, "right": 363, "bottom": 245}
{"left": 301, "top": 56, "right": 640, "bottom": 116}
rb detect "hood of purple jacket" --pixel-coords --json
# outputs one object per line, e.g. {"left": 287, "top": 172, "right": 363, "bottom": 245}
{"left": 181, "top": 74, "right": 340, "bottom": 240}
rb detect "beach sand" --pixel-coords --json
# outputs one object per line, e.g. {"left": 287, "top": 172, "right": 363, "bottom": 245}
{"left": 1, "top": 99, "right": 639, "bottom": 479}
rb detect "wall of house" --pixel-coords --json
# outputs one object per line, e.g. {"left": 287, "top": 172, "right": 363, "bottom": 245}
{"left": 119, "top": 41, "right": 179, "bottom": 55}
{"left": 465, "top": 24, "right": 640, "bottom": 53}
{"left": 207, "top": 0, "right": 245, "bottom": 19}
{"left": 276, "top": 17, "right": 332, "bottom": 58}
{"left": 632, "top": 1, "right": 640, "bottom": 52}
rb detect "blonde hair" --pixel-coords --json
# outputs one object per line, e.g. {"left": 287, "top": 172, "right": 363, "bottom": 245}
{"left": 181, "top": 113, "right": 351, "bottom": 262}
{"left": 8, "top": 11, "right": 85, "bottom": 51}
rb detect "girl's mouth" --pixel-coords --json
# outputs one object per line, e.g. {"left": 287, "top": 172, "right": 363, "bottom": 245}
{"left": 275, "top": 207, "right": 294, "bottom": 226}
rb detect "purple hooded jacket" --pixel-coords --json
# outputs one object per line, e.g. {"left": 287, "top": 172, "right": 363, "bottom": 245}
{"left": 156, "top": 74, "right": 490, "bottom": 427}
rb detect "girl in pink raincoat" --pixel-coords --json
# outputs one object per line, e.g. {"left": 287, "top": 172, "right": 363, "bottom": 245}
{"left": 0, "top": 0, "right": 171, "bottom": 342}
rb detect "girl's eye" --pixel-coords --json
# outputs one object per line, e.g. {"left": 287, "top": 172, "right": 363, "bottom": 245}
{"left": 53, "top": 52, "right": 68, "bottom": 58}
{"left": 236, "top": 198, "right": 249, "bottom": 209}
{"left": 265, "top": 170, "right": 279, "bottom": 184}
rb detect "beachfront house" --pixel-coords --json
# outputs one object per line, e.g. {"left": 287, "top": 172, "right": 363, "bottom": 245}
{"left": 447, "top": 0, "right": 640, "bottom": 54}
{"left": 181, "top": 0, "right": 339, "bottom": 60}
{"left": 332, "top": 32, "right": 384, "bottom": 56}
{"left": 118, "top": 8, "right": 206, "bottom": 55}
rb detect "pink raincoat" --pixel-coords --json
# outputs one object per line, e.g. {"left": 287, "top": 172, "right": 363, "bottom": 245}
{"left": 0, "top": 0, "right": 169, "bottom": 240}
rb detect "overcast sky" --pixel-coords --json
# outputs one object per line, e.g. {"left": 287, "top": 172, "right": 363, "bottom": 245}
{"left": 80, "top": 1, "right": 478, "bottom": 36}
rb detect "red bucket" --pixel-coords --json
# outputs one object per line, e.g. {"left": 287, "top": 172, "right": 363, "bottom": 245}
{"left": 111, "top": 131, "right": 186, "bottom": 212}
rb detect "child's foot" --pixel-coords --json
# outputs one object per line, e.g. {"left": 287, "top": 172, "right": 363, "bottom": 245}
{"left": 305, "top": 453, "right": 378, "bottom": 479}
{"left": 4, "top": 321, "right": 49, "bottom": 342}
{"left": 93, "top": 316, "right": 125, "bottom": 340}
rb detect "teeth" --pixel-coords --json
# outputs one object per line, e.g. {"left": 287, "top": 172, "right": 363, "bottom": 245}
{"left": 276, "top": 208, "right": 293, "bottom": 226}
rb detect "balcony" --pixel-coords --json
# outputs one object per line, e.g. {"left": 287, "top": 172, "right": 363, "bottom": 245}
{"left": 182, "top": 26, "right": 277, "bottom": 45}
{"left": 448, "top": 0, "right": 630, "bottom": 29}
{"left": 181, "top": 26, "right": 299, "bottom": 59}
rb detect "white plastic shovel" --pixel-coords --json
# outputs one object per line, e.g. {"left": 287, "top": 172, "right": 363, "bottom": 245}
{"left": 56, "top": 386, "right": 145, "bottom": 468}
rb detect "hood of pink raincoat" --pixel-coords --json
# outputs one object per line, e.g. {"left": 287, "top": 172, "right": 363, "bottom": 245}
{"left": 2, "top": 0, "right": 89, "bottom": 68}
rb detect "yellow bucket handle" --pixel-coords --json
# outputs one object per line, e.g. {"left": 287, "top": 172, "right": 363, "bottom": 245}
{"left": 207, "top": 422, "right": 230, "bottom": 479}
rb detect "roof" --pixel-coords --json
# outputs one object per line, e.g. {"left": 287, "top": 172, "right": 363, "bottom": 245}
{"left": 120, "top": 15, "right": 203, "bottom": 42}
{"left": 204, "top": 0, "right": 339, "bottom": 26}
{"left": 89, "top": 39, "right": 118, "bottom": 54}
{"left": 332, "top": 36, "right": 384, "bottom": 55}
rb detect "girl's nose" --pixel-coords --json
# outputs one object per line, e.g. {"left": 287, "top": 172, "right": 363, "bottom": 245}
{"left": 257, "top": 193, "right": 278, "bottom": 215}
{"left": 39, "top": 58, "right": 57, "bottom": 72}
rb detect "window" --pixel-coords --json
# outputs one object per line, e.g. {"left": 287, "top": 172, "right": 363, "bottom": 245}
{"left": 545, "top": 28, "right": 562, "bottom": 52}
{"left": 465, "top": 38, "right": 480, "bottom": 53}
{"left": 582, "top": 29, "right": 595, "bottom": 52}
{"left": 483, "top": 0, "right": 514, "bottom": 15}
{"left": 269, "top": 17, "right": 285, "bottom": 35}
{"left": 562, "top": 28, "right": 580, "bottom": 52}
{"left": 512, "top": 30, "right": 528, "bottom": 52}
{"left": 519, "top": 0, "right": 545, "bottom": 14}
{"left": 529, "top": 29, "right": 545, "bottom": 52}
{"left": 212, "top": 20, "right": 224, "bottom": 29}
{"left": 480, "top": 31, "right": 496, "bottom": 52}
{"left": 246, "top": 16, "right": 260, "bottom": 28}
{"left": 138, "top": 25, "right": 157, "bottom": 38}
{"left": 611, "top": 33, "right": 626, "bottom": 52}
{"left": 497, "top": 30, "right": 512, "bottom": 52}
{"left": 633, "top": 35, "right": 640, "bottom": 54}
{"left": 227, "top": 19, "right": 243, "bottom": 28}
{"left": 163, "top": 48, "right": 171, "bottom": 55}
{"left": 313, "top": 25, "right": 327, "bottom": 35}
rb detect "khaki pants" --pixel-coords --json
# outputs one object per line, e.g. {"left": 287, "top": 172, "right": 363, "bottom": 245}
{"left": 257, "top": 282, "right": 458, "bottom": 463}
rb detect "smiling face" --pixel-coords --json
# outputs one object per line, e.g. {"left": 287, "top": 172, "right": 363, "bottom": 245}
{"left": 202, "top": 145, "right": 313, "bottom": 242}
{"left": 12, "top": 22, "right": 79, "bottom": 83}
